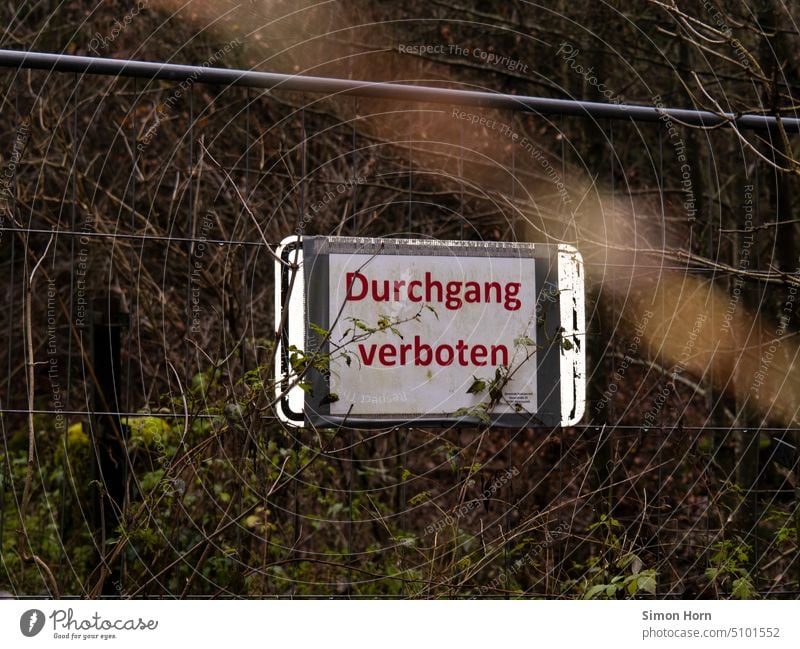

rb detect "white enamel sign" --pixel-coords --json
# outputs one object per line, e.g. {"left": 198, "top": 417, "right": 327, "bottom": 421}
{"left": 275, "top": 236, "right": 585, "bottom": 428}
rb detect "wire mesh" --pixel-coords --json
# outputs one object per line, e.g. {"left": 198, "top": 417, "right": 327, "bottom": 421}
{"left": 0, "top": 58, "right": 797, "bottom": 600}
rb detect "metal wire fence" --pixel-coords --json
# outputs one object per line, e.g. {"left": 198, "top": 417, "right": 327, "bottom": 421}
{"left": 0, "top": 51, "right": 798, "bottom": 598}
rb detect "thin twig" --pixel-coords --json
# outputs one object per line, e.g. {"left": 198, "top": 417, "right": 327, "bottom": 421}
{"left": 19, "top": 228, "right": 60, "bottom": 597}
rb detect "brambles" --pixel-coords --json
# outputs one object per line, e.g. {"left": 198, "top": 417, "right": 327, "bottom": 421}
{"left": 1, "top": 0, "right": 799, "bottom": 600}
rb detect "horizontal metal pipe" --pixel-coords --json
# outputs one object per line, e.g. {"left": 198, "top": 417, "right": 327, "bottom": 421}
{"left": 0, "top": 48, "right": 797, "bottom": 131}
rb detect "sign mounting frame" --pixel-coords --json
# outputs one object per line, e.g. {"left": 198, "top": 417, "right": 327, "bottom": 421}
{"left": 275, "top": 235, "right": 585, "bottom": 428}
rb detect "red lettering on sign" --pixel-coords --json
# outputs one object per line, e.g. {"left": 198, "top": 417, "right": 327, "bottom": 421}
{"left": 355, "top": 337, "right": 510, "bottom": 368}
{"left": 408, "top": 280, "right": 422, "bottom": 301}
{"left": 379, "top": 344, "right": 396, "bottom": 365}
{"left": 346, "top": 272, "right": 368, "bottom": 300}
{"left": 372, "top": 280, "right": 389, "bottom": 301}
{"left": 345, "top": 271, "right": 523, "bottom": 311}
{"left": 358, "top": 343, "right": 377, "bottom": 365}
{"left": 490, "top": 344, "right": 508, "bottom": 366}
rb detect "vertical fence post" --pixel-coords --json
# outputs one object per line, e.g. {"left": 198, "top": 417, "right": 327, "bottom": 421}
{"left": 91, "top": 293, "right": 128, "bottom": 596}
{"left": 735, "top": 426, "right": 759, "bottom": 578}
{"left": 793, "top": 440, "right": 800, "bottom": 589}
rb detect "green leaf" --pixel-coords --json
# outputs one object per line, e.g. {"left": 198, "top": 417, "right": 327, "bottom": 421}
{"left": 584, "top": 584, "right": 608, "bottom": 600}
{"left": 424, "top": 304, "right": 439, "bottom": 320}
{"left": 637, "top": 573, "right": 657, "bottom": 594}
{"left": 244, "top": 515, "right": 261, "bottom": 530}
{"left": 351, "top": 318, "right": 375, "bottom": 333}
{"left": 393, "top": 534, "right": 417, "bottom": 548}
{"left": 452, "top": 405, "right": 491, "bottom": 424}
{"left": 327, "top": 502, "right": 345, "bottom": 516}
{"left": 473, "top": 404, "right": 491, "bottom": 424}
{"left": 467, "top": 377, "right": 487, "bottom": 394}
{"left": 408, "top": 491, "right": 432, "bottom": 506}
{"left": 488, "top": 367, "right": 506, "bottom": 402}
{"left": 320, "top": 392, "right": 339, "bottom": 406}
{"left": 309, "top": 322, "right": 330, "bottom": 338}
{"left": 732, "top": 576, "right": 754, "bottom": 600}
{"left": 124, "top": 415, "right": 172, "bottom": 447}
{"left": 139, "top": 469, "right": 165, "bottom": 492}
{"left": 617, "top": 552, "right": 643, "bottom": 574}
{"left": 447, "top": 449, "right": 460, "bottom": 473}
